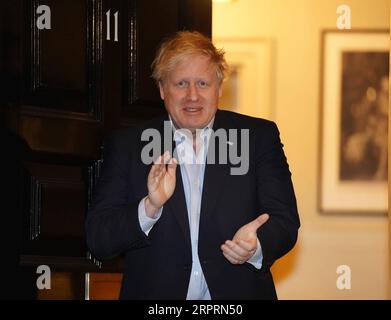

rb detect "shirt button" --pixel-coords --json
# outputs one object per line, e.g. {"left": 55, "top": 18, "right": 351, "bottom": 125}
{"left": 194, "top": 271, "right": 199, "bottom": 276}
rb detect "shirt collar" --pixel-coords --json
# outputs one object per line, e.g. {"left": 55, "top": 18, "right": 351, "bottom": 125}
{"left": 169, "top": 115, "right": 215, "bottom": 143}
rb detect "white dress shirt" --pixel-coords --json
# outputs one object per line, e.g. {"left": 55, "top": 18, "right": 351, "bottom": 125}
{"left": 138, "top": 117, "right": 263, "bottom": 299}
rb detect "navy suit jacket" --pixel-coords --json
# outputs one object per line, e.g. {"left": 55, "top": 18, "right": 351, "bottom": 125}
{"left": 86, "top": 110, "right": 300, "bottom": 300}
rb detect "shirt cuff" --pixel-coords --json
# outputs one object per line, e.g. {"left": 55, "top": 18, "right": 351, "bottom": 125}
{"left": 246, "top": 238, "right": 263, "bottom": 269}
{"left": 138, "top": 196, "right": 163, "bottom": 236}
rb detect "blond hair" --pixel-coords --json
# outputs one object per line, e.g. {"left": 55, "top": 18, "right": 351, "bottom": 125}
{"left": 151, "top": 31, "right": 228, "bottom": 85}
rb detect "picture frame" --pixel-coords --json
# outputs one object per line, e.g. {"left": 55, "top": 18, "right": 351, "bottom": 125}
{"left": 213, "top": 38, "right": 273, "bottom": 120}
{"left": 319, "top": 30, "right": 389, "bottom": 214}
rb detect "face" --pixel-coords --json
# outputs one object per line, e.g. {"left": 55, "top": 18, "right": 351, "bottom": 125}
{"left": 159, "top": 55, "right": 222, "bottom": 131}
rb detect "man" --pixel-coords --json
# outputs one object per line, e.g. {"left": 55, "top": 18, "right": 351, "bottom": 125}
{"left": 86, "top": 31, "right": 300, "bottom": 300}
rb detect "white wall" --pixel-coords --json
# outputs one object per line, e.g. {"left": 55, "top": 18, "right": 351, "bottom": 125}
{"left": 213, "top": 0, "right": 390, "bottom": 299}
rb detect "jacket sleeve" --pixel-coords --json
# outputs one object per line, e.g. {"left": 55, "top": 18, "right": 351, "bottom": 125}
{"left": 254, "top": 121, "right": 300, "bottom": 272}
{"left": 85, "top": 131, "right": 149, "bottom": 260}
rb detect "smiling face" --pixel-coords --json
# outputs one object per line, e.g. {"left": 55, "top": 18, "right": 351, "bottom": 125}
{"left": 159, "top": 54, "right": 222, "bottom": 131}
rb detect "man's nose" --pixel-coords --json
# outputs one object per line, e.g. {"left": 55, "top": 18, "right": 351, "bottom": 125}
{"left": 187, "top": 83, "right": 199, "bottom": 101}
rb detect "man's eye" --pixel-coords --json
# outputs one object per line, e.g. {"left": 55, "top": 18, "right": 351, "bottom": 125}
{"left": 177, "top": 81, "right": 187, "bottom": 88}
{"left": 198, "top": 81, "right": 207, "bottom": 88}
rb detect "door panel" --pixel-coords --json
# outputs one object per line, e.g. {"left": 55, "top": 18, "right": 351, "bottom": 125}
{"left": 21, "top": 162, "right": 86, "bottom": 257}
{"left": 23, "top": 0, "right": 103, "bottom": 120}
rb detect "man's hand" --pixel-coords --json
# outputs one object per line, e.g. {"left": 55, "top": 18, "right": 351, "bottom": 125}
{"left": 145, "top": 151, "right": 177, "bottom": 218}
{"left": 221, "top": 213, "right": 269, "bottom": 265}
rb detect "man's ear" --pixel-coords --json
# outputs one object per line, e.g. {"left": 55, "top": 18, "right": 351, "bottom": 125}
{"left": 218, "top": 83, "right": 223, "bottom": 98}
{"left": 158, "top": 81, "right": 165, "bottom": 100}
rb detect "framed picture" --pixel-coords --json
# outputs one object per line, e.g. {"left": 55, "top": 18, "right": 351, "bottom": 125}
{"left": 213, "top": 38, "right": 273, "bottom": 120}
{"left": 319, "top": 30, "right": 389, "bottom": 214}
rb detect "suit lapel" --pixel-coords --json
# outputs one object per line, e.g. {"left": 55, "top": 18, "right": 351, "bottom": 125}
{"left": 167, "top": 166, "right": 191, "bottom": 248}
{"left": 155, "top": 117, "right": 192, "bottom": 249}
{"left": 199, "top": 110, "right": 230, "bottom": 233}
